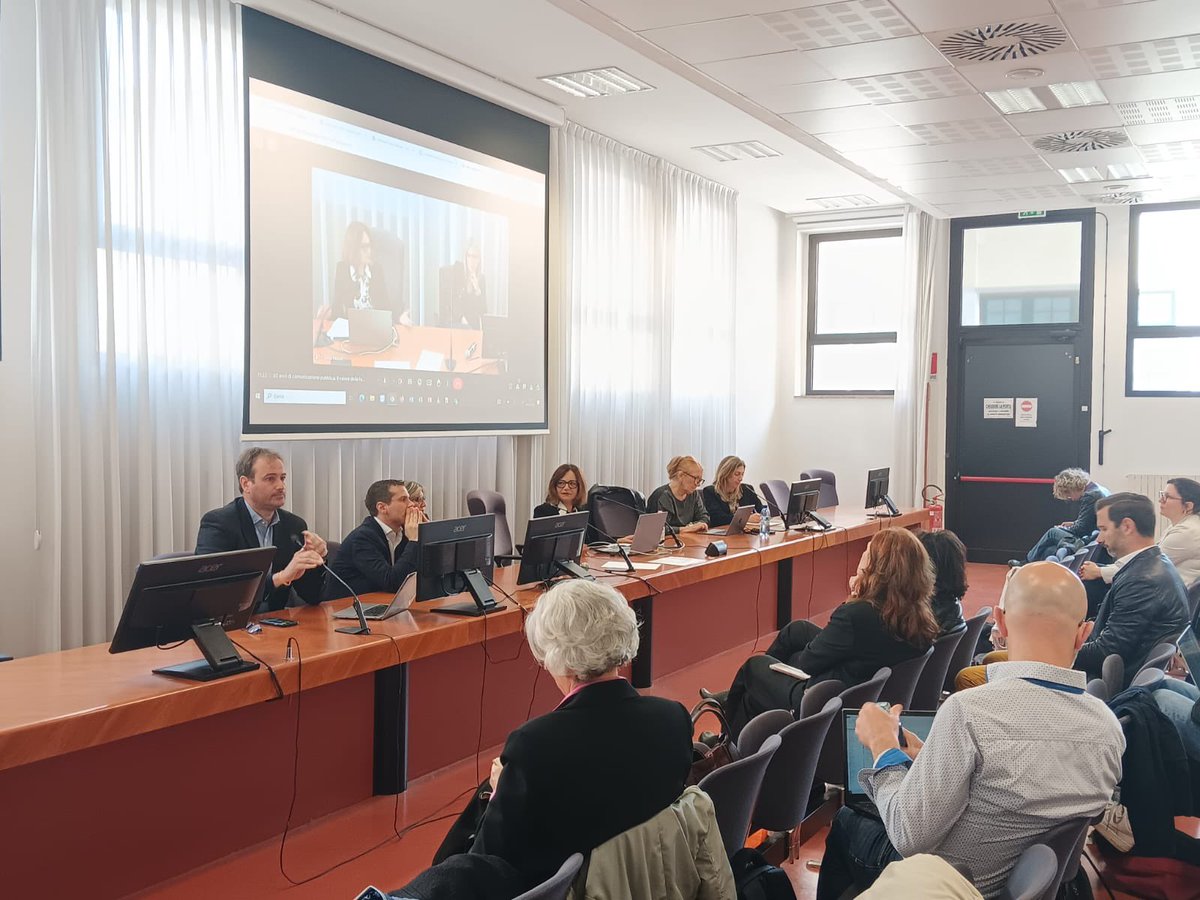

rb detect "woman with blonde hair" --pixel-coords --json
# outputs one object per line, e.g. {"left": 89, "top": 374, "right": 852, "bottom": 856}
{"left": 714, "top": 527, "right": 939, "bottom": 736}
{"left": 701, "top": 455, "right": 764, "bottom": 530}
{"left": 646, "top": 455, "right": 709, "bottom": 533}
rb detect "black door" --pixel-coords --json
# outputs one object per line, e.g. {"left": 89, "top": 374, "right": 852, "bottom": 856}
{"left": 946, "top": 211, "right": 1095, "bottom": 564}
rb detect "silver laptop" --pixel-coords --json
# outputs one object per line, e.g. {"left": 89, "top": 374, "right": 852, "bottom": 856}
{"left": 347, "top": 308, "right": 395, "bottom": 348}
{"left": 708, "top": 505, "right": 754, "bottom": 536}
{"left": 333, "top": 573, "right": 416, "bottom": 620}
{"left": 621, "top": 511, "right": 668, "bottom": 555}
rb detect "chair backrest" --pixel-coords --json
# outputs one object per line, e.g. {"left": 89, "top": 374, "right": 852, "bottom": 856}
{"left": 880, "top": 646, "right": 934, "bottom": 709}
{"left": 513, "top": 852, "right": 584, "bottom": 900}
{"left": 759, "top": 480, "right": 788, "bottom": 518}
{"left": 800, "top": 468, "right": 839, "bottom": 508}
{"left": 1084, "top": 678, "right": 1109, "bottom": 701}
{"left": 751, "top": 698, "right": 842, "bottom": 833}
{"left": 736, "top": 709, "right": 794, "bottom": 756}
{"left": 1101, "top": 653, "right": 1125, "bottom": 698}
{"left": 798, "top": 678, "right": 845, "bottom": 718}
{"left": 910, "top": 628, "right": 966, "bottom": 711}
{"left": 945, "top": 606, "right": 992, "bottom": 692}
{"left": 1188, "top": 580, "right": 1200, "bottom": 618}
{"left": 1035, "top": 816, "right": 1093, "bottom": 900}
{"left": 152, "top": 551, "right": 193, "bottom": 561}
{"left": 325, "top": 540, "right": 341, "bottom": 568}
{"left": 1136, "top": 641, "right": 1177, "bottom": 679}
{"left": 815, "top": 667, "right": 890, "bottom": 786}
{"left": 587, "top": 485, "right": 645, "bottom": 540}
{"left": 1001, "top": 843, "right": 1057, "bottom": 900}
{"left": 1130, "top": 667, "right": 1165, "bottom": 690}
{"left": 466, "top": 489, "right": 514, "bottom": 558}
{"left": 698, "top": 733, "right": 781, "bottom": 858}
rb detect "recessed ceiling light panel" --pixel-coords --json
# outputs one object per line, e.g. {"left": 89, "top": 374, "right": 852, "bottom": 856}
{"left": 693, "top": 141, "right": 782, "bottom": 162}
{"left": 939, "top": 23, "right": 1068, "bottom": 63}
{"left": 986, "top": 81, "right": 1107, "bottom": 114}
{"left": 539, "top": 67, "right": 654, "bottom": 99}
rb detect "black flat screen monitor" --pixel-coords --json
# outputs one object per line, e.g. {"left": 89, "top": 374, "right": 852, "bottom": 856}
{"left": 109, "top": 546, "right": 276, "bottom": 681}
{"left": 865, "top": 467, "right": 900, "bottom": 517}
{"left": 786, "top": 479, "right": 830, "bottom": 529}
{"left": 518, "top": 511, "right": 592, "bottom": 585}
{"left": 417, "top": 514, "right": 500, "bottom": 616}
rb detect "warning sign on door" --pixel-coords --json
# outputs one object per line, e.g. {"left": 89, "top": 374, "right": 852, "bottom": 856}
{"left": 1015, "top": 397, "right": 1038, "bottom": 428}
{"left": 983, "top": 398, "right": 1014, "bottom": 419}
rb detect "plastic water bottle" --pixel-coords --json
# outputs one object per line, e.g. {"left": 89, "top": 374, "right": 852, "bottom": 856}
{"left": 759, "top": 505, "right": 771, "bottom": 541}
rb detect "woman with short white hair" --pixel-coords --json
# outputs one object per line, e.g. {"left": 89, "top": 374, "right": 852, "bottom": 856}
{"left": 403, "top": 580, "right": 694, "bottom": 898}
{"left": 1011, "top": 468, "right": 1109, "bottom": 566}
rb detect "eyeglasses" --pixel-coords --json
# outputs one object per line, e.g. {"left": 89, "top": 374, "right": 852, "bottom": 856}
{"left": 556, "top": 480, "right": 579, "bottom": 489}
{"left": 1159, "top": 490, "right": 1181, "bottom": 502}
{"left": 685, "top": 472, "right": 705, "bottom": 485}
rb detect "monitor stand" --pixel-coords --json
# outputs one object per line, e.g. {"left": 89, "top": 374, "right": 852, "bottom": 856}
{"left": 433, "top": 568, "right": 504, "bottom": 617}
{"left": 152, "top": 622, "right": 260, "bottom": 682}
{"left": 867, "top": 495, "right": 902, "bottom": 518}
{"left": 555, "top": 560, "right": 595, "bottom": 581}
{"left": 805, "top": 510, "right": 833, "bottom": 531}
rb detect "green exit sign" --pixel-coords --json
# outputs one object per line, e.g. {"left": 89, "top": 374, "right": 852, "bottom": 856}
{"left": 1017, "top": 210, "right": 1046, "bottom": 219}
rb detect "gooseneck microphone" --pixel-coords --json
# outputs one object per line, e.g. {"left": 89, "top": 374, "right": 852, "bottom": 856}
{"left": 292, "top": 535, "right": 370, "bottom": 635}
{"left": 587, "top": 524, "right": 636, "bottom": 574}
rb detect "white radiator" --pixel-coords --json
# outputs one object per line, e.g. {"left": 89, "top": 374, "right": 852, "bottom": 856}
{"left": 1125, "top": 474, "right": 1200, "bottom": 539}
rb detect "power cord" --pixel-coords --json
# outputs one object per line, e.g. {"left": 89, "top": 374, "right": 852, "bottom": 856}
{"left": 230, "top": 636, "right": 284, "bottom": 701}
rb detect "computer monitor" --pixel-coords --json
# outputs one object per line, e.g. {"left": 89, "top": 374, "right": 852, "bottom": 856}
{"left": 865, "top": 467, "right": 900, "bottom": 517}
{"left": 416, "top": 514, "right": 501, "bottom": 616}
{"left": 517, "top": 511, "right": 592, "bottom": 586}
{"left": 109, "top": 546, "right": 276, "bottom": 682}
{"left": 786, "top": 479, "right": 831, "bottom": 530}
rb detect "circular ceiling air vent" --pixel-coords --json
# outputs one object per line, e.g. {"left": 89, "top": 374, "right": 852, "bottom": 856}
{"left": 1031, "top": 130, "right": 1130, "bottom": 152}
{"left": 1090, "top": 191, "right": 1142, "bottom": 204}
{"left": 939, "top": 23, "right": 1068, "bottom": 62}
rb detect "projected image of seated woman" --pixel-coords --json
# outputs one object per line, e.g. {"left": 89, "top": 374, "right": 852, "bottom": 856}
{"left": 320, "top": 220, "right": 410, "bottom": 325}
{"left": 439, "top": 240, "right": 488, "bottom": 329}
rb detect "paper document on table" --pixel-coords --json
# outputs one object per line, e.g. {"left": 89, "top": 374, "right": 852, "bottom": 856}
{"left": 328, "top": 318, "right": 349, "bottom": 339}
{"left": 602, "top": 561, "right": 660, "bottom": 572}
{"left": 657, "top": 556, "right": 701, "bottom": 566}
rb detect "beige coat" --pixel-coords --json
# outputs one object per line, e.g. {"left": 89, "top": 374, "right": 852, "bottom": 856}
{"left": 568, "top": 787, "right": 735, "bottom": 900}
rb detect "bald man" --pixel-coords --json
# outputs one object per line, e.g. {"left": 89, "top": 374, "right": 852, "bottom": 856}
{"left": 817, "top": 563, "right": 1125, "bottom": 900}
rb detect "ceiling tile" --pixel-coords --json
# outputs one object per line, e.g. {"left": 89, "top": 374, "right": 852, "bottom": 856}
{"left": 917, "top": 189, "right": 1005, "bottom": 204}
{"left": 992, "top": 183, "right": 1082, "bottom": 200}
{"left": 899, "top": 170, "right": 1065, "bottom": 192}
{"left": 1051, "top": 0, "right": 1155, "bottom": 11}
{"left": 849, "top": 136, "right": 1035, "bottom": 166}
{"left": 1082, "top": 35, "right": 1200, "bottom": 79}
{"left": 816, "top": 125, "right": 928, "bottom": 151}
{"left": 1035, "top": 145, "right": 1146, "bottom": 166}
{"left": 699, "top": 51, "right": 835, "bottom": 90}
{"left": 642, "top": 16, "right": 794, "bottom": 64}
{"left": 584, "top": 0, "right": 830, "bottom": 32}
{"left": 891, "top": 0, "right": 1055, "bottom": 33}
{"left": 783, "top": 105, "right": 898, "bottom": 132}
{"left": 1006, "top": 104, "right": 1124, "bottom": 134}
{"left": 1101, "top": 68, "right": 1200, "bottom": 101}
{"left": 1145, "top": 158, "right": 1200, "bottom": 176}
{"left": 904, "top": 117, "right": 1019, "bottom": 143}
{"left": 1115, "top": 95, "right": 1200, "bottom": 124}
{"left": 741, "top": 79, "right": 871, "bottom": 111}
{"left": 1138, "top": 139, "right": 1200, "bottom": 161}
{"left": 759, "top": 1, "right": 916, "bottom": 51}
{"left": 1127, "top": 119, "right": 1200, "bottom": 143}
{"left": 954, "top": 51, "right": 1098, "bottom": 92}
{"left": 880, "top": 94, "right": 998, "bottom": 125}
{"left": 846, "top": 67, "right": 977, "bottom": 103}
{"left": 805, "top": 35, "right": 948, "bottom": 79}
{"left": 1058, "top": 0, "right": 1200, "bottom": 49}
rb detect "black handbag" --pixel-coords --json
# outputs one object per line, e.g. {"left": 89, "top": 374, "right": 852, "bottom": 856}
{"left": 687, "top": 698, "right": 739, "bottom": 786}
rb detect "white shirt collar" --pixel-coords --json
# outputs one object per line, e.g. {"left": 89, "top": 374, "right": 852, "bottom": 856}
{"left": 374, "top": 516, "right": 400, "bottom": 541}
{"left": 1112, "top": 544, "right": 1156, "bottom": 570}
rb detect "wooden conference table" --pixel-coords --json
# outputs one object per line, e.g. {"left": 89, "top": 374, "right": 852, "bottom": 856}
{"left": 0, "top": 506, "right": 926, "bottom": 898}
{"left": 312, "top": 321, "right": 503, "bottom": 374}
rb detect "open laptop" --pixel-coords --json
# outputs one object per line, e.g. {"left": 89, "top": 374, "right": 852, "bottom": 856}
{"left": 708, "top": 505, "right": 755, "bottom": 536}
{"left": 333, "top": 573, "right": 416, "bottom": 620}
{"left": 346, "top": 308, "right": 395, "bottom": 349}
{"left": 1178, "top": 623, "right": 1200, "bottom": 683}
{"left": 842, "top": 707, "right": 937, "bottom": 817}
{"left": 623, "top": 511, "right": 668, "bottom": 555}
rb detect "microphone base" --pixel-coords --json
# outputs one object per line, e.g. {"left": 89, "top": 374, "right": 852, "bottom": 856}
{"left": 335, "top": 624, "right": 372, "bottom": 635}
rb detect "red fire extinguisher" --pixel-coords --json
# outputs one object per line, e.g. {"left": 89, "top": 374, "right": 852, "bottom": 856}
{"left": 922, "top": 484, "right": 944, "bottom": 531}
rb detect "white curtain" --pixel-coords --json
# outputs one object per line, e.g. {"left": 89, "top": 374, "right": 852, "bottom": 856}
{"left": 546, "top": 123, "right": 736, "bottom": 501}
{"left": 891, "top": 207, "right": 948, "bottom": 508}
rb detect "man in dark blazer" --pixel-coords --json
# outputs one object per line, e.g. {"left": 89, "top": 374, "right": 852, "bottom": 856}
{"left": 1075, "top": 492, "right": 1189, "bottom": 682}
{"left": 195, "top": 447, "right": 327, "bottom": 611}
{"left": 322, "top": 479, "right": 422, "bottom": 601}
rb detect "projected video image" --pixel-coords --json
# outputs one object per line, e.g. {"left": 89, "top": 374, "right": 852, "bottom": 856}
{"left": 311, "top": 170, "right": 511, "bottom": 376}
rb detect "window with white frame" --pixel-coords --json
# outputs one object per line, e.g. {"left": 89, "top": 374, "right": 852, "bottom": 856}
{"left": 1128, "top": 202, "right": 1200, "bottom": 396}
{"left": 802, "top": 229, "right": 902, "bottom": 395}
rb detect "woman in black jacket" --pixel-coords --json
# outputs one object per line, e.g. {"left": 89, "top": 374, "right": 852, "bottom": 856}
{"left": 701, "top": 455, "right": 764, "bottom": 530}
{"left": 715, "top": 526, "right": 939, "bottom": 736}
{"left": 531, "top": 463, "right": 586, "bottom": 519}
{"left": 917, "top": 529, "right": 968, "bottom": 636}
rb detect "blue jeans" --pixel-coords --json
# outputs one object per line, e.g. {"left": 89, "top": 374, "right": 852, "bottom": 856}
{"left": 815, "top": 807, "right": 903, "bottom": 900}
{"left": 1153, "top": 679, "right": 1200, "bottom": 763}
{"left": 1026, "top": 525, "right": 1074, "bottom": 562}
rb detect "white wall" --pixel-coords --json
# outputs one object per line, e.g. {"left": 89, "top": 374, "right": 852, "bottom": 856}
{"left": 0, "top": 0, "right": 43, "bottom": 657}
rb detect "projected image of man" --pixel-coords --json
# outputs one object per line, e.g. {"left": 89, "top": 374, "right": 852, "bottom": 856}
{"left": 440, "top": 240, "right": 487, "bottom": 329}
{"left": 323, "top": 479, "right": 422, "bottom": 600}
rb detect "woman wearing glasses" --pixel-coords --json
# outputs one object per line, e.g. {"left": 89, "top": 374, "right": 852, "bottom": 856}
{"left": 647, "top": 455, "right": 710, "bottom": 533}
{"left": 533, "top": 464, "right": 588, "bottom": 518}
{"left": 1082, "top": 477, "right": 1200, "bottom": 588}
